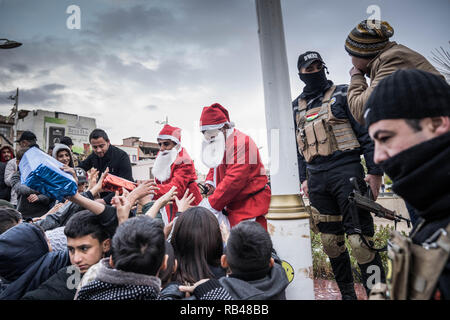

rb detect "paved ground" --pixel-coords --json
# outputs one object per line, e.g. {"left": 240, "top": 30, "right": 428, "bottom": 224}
{"left": 306, "top": 194, "right": 411, "bottom": 300}
{"left": 314, "top": 279, "right": 368, "bottom": 300}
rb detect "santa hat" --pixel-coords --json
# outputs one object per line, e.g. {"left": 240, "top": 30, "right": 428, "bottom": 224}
{"left": 157, "top": 124, "right": 181, "bottom": 145}
{"left": 199, "top": 103, "right": 234, "bottom": 131}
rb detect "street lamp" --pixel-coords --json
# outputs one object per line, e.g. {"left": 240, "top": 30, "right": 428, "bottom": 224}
{"left": 0, "top": 38, "right": 22, "bottom": 49}
{"left": 1, "top": 39, "right": 22, "bottom": 149}
{"left": 155, "top": 116, "right": 168, "bottom": 125}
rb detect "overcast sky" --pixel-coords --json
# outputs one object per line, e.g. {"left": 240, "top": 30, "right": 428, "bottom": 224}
{"left": 1, "top": 0, "right": 448, "bottom": 174}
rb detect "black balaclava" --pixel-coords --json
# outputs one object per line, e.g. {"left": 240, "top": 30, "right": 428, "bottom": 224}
{"left": 299, "top": 67, "right": 329, "bottom": 97}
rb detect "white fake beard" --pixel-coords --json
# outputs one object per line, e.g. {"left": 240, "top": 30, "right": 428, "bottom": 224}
{"left": 201, "top": 132, "right": 226, "bottom": 168}
{"left": 152, "top": 147, "right": 179, "bottom": 182}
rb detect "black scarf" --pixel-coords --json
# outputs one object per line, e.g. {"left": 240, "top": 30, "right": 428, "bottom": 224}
{"left": 299, "top": 68, "right": 330, "bottom": 97}
{"left": 380, "top": 132, "right": 450, "bottom": 222}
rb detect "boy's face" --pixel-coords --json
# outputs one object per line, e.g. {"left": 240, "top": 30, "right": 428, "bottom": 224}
{"left": 67, "top": 234, "right": 110, "bottom": 274}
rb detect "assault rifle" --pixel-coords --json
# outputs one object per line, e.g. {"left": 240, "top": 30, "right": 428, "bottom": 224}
{"left": 348, "top": 177, "right": 411, "bottom": 230}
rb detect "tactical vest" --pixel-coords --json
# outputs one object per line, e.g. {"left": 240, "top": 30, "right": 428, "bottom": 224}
{"left": 369, "top": 222, "right": 450, "bottom": 300}
{"left": 295, "top": 86, "right": 360, "bottom": 163}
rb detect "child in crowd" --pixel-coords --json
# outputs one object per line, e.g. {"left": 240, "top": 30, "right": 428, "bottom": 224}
{"left": 170, "top": 207, "right": 226, "bottom": 286}
{"left": 21, "top": 210, "right": 111, "bottom": 300}
{"left": 76, "top": 216, "right": 231, "bottom": 300}
{"left": 179, "top": 220, "right": 289, "bottom": 300}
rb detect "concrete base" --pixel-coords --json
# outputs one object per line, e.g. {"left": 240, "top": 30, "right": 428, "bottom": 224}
{"left": 267, "top": 218, "right": 315, "bottom": 300}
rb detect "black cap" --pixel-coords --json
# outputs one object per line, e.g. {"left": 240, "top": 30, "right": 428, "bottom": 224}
{"left": 60, "top": 136, "right": 74, "bottom": 147}
{"left": 16, "top": 131, "right": 37, "bottom": 142}
{"left": 297, "top": 51, "right": 324, "bottom": 71}
{"left": 364, "top": 69, "right": 450, "bottom": 128}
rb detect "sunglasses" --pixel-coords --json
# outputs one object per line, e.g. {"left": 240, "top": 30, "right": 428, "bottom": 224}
{"left": 158, "top": 141, "right": 172, "bottom": 147}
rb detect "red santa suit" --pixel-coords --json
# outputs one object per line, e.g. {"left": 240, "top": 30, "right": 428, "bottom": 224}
{"left": 152, "top": 125, "right": 202, "bottom": 224}
{"left": 199, "top": 103, "right": 271, "bottom": 230}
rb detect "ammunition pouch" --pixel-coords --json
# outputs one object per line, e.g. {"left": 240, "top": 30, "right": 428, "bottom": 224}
{"left": 296, "top": 86, "right": 360, "bottom": 163}
{"left": 388, "top": 223, "right": 450, "bottom": 300}
{"left": 308, "top": 206, "right": 343, "bottom": 234}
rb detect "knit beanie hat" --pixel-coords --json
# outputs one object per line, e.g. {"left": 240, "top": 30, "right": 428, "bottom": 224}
{"left": 364, "top": 69, "right": 450, "bottom": 128}
{"left": 345, "top": 20, "right": 394, "bottom": 58}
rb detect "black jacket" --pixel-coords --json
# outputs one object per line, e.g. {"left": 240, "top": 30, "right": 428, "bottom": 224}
{"left": 36, "top": 191, "right": 95, "bottom": 231}
{"left": 0, "top": 223, "right": 70, "bottom": 300}
{"left": 21, "top": 266, "right": 76, "bottom": 300}
{"left": 292, "top": 82, "right": 383, "bottom": 183}
{"left": 78, "top": 145, "right": 133, "bottom": 204}
{"left": 78, "top": 144, "right": 133, "bottom": 181}
{"left": 0, "top": 162, "right": 10, "bottom": 201}
{"left": 0, "top": 203, "right": 119, "bottom": 300}
{"left": 10, "top": 170, "right": 53, "bottom": 219}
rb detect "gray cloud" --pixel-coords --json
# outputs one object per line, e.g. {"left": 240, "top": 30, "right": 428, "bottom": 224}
{"left": 144, "top": 104, "right": 158, "bottom": 111}
{"left": 0, "top": 83, "right": 65, "bottom": 106}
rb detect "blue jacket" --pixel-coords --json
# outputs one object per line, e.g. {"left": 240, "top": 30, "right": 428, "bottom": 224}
{"left": 0, "top": 223, "right": 70, "bottom": 300}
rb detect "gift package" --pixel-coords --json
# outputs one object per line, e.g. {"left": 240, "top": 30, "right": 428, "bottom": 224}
{"left": 19, "top": 147, "right": 78, "bottom": 201}
{"left": 102, "top": 173, "right": 137, "bottom": 194}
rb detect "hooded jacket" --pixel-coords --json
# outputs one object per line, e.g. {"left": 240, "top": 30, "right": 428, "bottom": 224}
{"left": 0, "top": 223, "right": 70, "bottom": 300}
{"left": 218, "top": 261, "right": 289, "bottom": 300}
{"left": 10, "top": 170, "right": 52, "bottom": 219}
{"left": 52, "top": 143, "right": 74, "bottom": 168}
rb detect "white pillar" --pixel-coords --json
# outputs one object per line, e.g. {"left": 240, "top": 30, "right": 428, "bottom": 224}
{"left": 255, "top": 0, "right": 315, "bottom": 300}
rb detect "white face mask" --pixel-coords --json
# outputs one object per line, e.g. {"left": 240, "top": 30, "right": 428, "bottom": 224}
{"left": 151, "top": 147, "right": 179, "bottom": 182}
{"left": 201, "top": 129, "right": 226, "bottom": 168}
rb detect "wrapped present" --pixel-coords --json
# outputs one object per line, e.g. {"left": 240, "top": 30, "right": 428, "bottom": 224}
{"left": 19, "top": 147, "right": 78, "bottom": 201}
{"left": 102, "top": 173, "right": 136, "bottom": 194}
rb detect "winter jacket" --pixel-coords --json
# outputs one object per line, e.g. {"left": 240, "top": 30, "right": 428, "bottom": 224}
{"left": 0, "top": 202, "right": 119, "bottom": 300}
{"left": 0, "top": 223, "right": 70, "bottom": 300}
{"left": 348, "top": 41, "right": 444, "bottom": 124}
{"left": 21, "top": 266, "right": 77, "bottom": 300}
{"left": 10, "top": 170, "right": 53, "bottom": 219}
{"left": 0, "top": 162, "right": 10, "bottom": 201}
{"left": 4, "top": 158, "right": 17, "bottom": 206}
{"left": 36, "top": 191, "right": 95, "bottom": 231}
{"left": 76, "top": 258, "right": 232, "bottom": 300}
{"left": 218, "top": 255, "right": 289, "bottom": 300}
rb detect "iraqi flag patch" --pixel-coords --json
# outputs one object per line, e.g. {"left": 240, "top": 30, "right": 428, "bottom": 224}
{"left": 306, "top": 112, "right": 319, "bottom": 122}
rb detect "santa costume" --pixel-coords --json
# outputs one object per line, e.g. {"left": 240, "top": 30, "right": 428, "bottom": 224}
{"left": 198, "top": 103, "right": 271, "bottom": 230}
{"left": 151, "top": 124, "right": 202, "bottom": 224}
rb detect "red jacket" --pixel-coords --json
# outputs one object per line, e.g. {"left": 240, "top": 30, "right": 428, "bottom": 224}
{"left": 205, "top": 129, "right": 271, "bottom": 228}
{"left": 153, "top": 147, "right": 202, "bottom": 222}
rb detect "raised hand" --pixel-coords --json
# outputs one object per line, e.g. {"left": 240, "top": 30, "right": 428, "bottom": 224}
{"left": 174, "top": 189, "right": 195, "bottom": 213}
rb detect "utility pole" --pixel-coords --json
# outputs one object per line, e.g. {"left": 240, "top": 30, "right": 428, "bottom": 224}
{"left": 8, "top": 88, "right": 19, "bottom": 150}
{"left": 255, "top": 0, "right": 315, "bottom": 299}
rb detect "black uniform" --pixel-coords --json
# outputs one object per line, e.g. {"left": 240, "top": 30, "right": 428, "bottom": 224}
{"left": 293, "top": 81, "right": 385, "bottom": 298}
